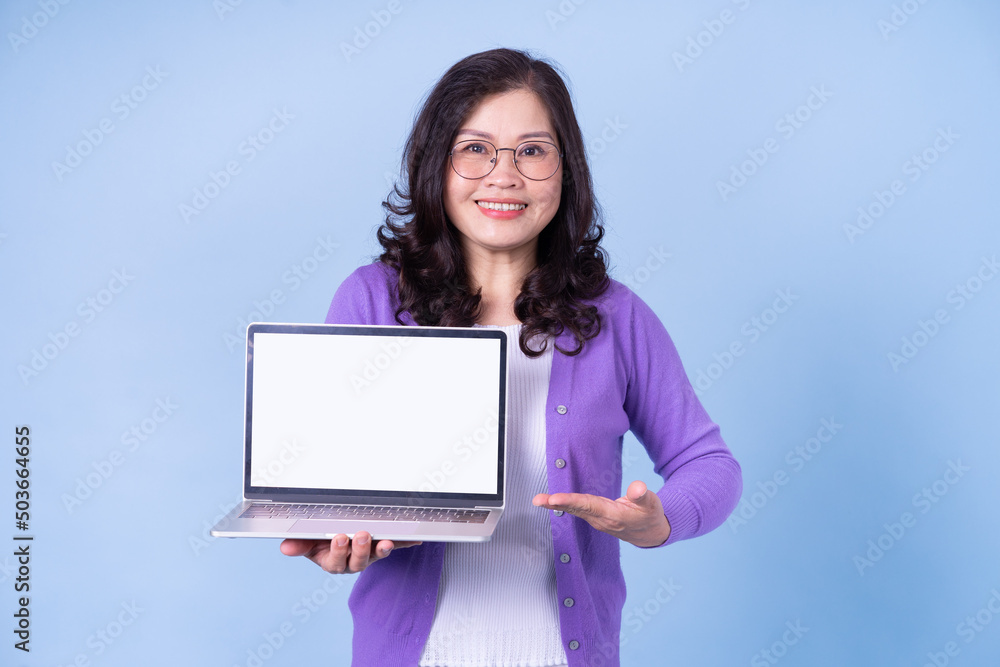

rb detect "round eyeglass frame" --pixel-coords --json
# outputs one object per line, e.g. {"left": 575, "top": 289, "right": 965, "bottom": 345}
{"left": 448, "top": 139, "right": 564, "bottom": 181}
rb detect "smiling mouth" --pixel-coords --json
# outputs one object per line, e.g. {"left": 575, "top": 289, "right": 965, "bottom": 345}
{"left": 476, "top": 201, "right": 527, "bottom": 212}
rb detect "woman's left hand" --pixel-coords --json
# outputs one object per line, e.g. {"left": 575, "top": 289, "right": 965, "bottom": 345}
{"left": 532, "top": 480, "right": 671, "bottom": 548}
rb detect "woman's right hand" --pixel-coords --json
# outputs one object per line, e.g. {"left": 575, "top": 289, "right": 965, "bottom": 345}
{"left": 279, "top": 532, "right": 422, "bottom": 574}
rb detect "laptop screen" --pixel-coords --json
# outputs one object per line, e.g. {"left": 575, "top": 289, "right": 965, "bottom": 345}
{"left": 243, "top": 324, "right": 506, "bottom": 503}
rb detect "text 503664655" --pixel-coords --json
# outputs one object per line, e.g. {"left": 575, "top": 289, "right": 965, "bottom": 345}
{"left": 14, "top": 425, "right": 32, "bottom": 653}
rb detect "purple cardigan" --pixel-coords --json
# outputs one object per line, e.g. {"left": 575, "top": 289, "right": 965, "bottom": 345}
{"left": 325, "top": 262, "right": 742, "bottom": 666}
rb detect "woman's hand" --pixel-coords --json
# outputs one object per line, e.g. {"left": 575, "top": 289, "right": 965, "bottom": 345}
{"left": 279, "top": 532, "right": 422, "bottom": 574}
{"left": 532, "top": 480, "right": 671, "bottom": 548}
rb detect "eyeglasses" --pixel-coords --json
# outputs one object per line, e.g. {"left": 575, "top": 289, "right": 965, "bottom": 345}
{"left": 449, "top": 140, "right": 563, "bottom": 181}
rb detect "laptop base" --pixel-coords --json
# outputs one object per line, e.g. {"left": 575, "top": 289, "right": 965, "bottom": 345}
{"left": 210, "top": 501, "right": 501, "bottom": 542}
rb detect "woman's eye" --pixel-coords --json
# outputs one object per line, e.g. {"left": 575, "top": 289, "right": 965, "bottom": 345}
{"left": 519, "top": 144, "right": 545, "bottom": 157}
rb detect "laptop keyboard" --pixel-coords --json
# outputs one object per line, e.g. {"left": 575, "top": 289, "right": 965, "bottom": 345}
{"left": 240, "top": 503, "right": 489, "bottom": 524}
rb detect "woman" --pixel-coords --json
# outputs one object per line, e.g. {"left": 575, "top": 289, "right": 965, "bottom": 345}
{"left": 280, "top": 48, "right": 742, "bottom": 666}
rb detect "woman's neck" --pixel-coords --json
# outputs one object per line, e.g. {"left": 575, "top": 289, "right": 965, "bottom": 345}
{"left": 463, "top": 245, "right": 535, "bottom": 326}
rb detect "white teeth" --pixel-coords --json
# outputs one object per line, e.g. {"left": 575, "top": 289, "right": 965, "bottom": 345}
{"left": 477, "top": 201, "right": 526, "bottom": 212}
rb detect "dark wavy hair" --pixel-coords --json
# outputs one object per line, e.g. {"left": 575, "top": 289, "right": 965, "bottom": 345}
{"left": 377, "top": 48, "right": 609, "bottom": 357}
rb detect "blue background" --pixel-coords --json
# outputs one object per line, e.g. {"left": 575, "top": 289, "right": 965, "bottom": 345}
{"left": 2, "top": 1, "right": 999, "bottom": 665}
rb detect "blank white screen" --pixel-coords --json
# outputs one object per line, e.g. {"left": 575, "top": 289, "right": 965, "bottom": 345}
{"left": 249, "top": 331, "right": 502, "bottom": 495}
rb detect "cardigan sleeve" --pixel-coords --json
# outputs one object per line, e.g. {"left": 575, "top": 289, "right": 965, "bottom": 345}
{"left": 617, "top": 286, "right": 742, "bottom": 546}
{"left": 324, "top": 262, "right": 396, "bottom": 326}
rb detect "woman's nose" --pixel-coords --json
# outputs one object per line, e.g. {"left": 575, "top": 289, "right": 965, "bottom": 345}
{"left": 484, "top": 148, "right": 523, "bottom": 185}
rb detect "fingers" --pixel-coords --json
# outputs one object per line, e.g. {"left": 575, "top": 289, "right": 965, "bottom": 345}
{"left": 347, "top": 532, "right": 372, "bottom": 572}
{"left": 535, "top": 484, "right": 656, "bottom": 515}
{"left": 317, "top": 532, "right": 381, "bottom": 573}
{"left": 533, "top": 483, "right": 671, "bottom": 547}
{"left": 391, "top": 540, "right": 423, "bottom": 549}
{"left": 279, "top": 538, "right": 318, "bottom": 557}
{"left": 625, "top": 480, "right": 649, "bottom": 503}
{"left": 372, "top": 539, "right": 422, "bottom": 557}
{"left": 533, "top": 492, "right": 599, "bottom": 517}
{"left": 536, "top": 492, "right": 621, "bottom": 536}
{"left": 281, "top": 533, "right": 424, "bottom": 574}
{"left": 374, "top": 539, "right": 395, "bottom": 560}
{"left": 623, "top": 480, "right": 665, "bottom": 517}
{"left": 280, "top": 534, "right": 360, "bottom": 573}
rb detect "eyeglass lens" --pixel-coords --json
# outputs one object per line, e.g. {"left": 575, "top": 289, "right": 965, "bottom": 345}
{"left": 450, "top": 140, "right": 561, "bottom": 180}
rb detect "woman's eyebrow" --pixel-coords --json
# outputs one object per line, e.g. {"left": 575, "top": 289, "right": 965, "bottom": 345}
{"left": 455, "top": 129, "right": 555, "bottom": 141}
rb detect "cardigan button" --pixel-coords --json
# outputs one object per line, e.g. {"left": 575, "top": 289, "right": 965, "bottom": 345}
{"left": 556, "top": 404, "right": 568, "bottom": 414}
{"left": 560, "top": 553, "right": 570, "bottom": 563}
{"left": 555, "top": 458, "right": 566, "bottom": 469}
{"left": 568, "top": 640, "right": 580, "bottom": 650}
{"left": 553, "top": 510, "right": 564, "bottom": 516}
{"left": 563, "top": 597, "right": 575, "bottom": 608}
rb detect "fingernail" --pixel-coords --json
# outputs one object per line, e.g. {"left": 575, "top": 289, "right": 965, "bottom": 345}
{"left": 336, "top": 536, "right": 348, "bottom": 547}
{"left": 357, "top": 534, "right": 370, "bottom": 546}
{"left": 381, "top": 545, "right": 393, "bottom": 557}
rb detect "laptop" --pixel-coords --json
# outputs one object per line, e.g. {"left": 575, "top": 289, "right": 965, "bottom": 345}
{"left": 210, "top": 322, "right": 507, "bottom": 542}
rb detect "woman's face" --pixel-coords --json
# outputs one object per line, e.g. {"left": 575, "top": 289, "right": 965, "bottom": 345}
{"left": 443, "top": 88, "right": 563, "bottom": 267}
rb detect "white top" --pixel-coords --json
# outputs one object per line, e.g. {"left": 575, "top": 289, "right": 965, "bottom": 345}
{"left": 419, "top": 323, "right": 568, "bottom": 667}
